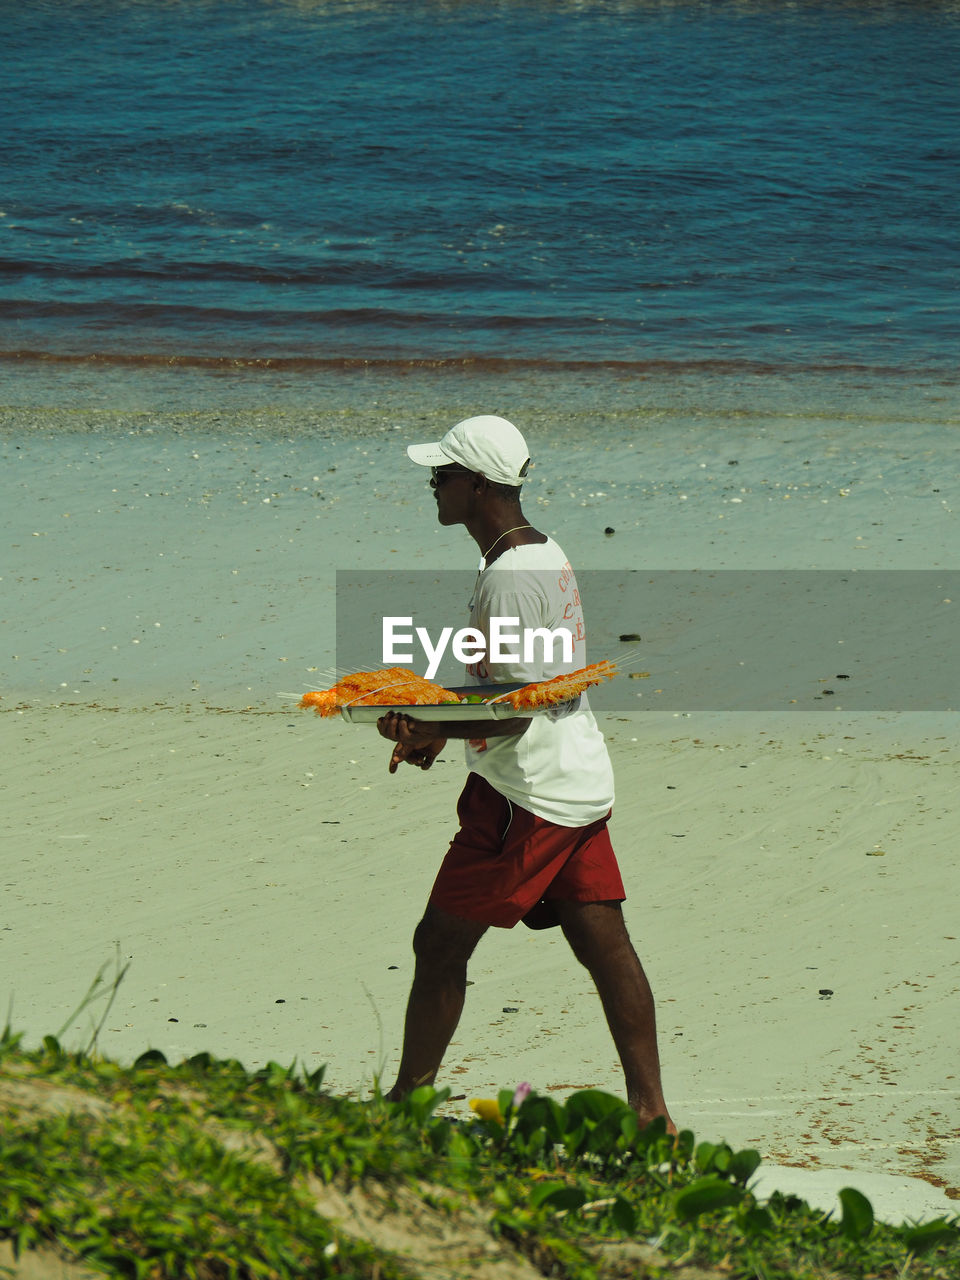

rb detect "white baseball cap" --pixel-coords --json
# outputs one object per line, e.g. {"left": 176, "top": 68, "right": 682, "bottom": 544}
{"left": 406, "top": 415, "right": 530, "bottom": 487}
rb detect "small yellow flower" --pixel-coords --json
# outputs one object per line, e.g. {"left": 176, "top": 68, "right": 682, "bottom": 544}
{"left": 469, "top": 1097, "right": 504, "bottom": 1125}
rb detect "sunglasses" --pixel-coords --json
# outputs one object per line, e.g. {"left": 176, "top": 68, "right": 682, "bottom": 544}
{"left": 430, "top": 465, "right": 473, "bottom": 485}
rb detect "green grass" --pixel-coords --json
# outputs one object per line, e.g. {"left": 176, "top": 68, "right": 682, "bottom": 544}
{"left": 1, "top": 1024, "right": 957, "bottom": 1280}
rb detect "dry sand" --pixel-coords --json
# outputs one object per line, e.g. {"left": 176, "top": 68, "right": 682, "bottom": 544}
{"left": 2, "top": 388, "right": 958, "bottom": 1222}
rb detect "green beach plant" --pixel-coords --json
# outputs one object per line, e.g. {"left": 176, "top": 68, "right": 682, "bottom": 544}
{"left": 0, "top": 1021, "right": 957, "bottom": 1280}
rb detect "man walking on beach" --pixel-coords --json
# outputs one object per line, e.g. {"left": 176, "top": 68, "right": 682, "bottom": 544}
{"left": 377, "top": 415, "right": 673, "bottom": 1131}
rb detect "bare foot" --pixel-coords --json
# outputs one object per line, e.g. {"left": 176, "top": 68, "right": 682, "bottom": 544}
{"left": 633, "top": 1105, "right": 678, "bottom": 1137}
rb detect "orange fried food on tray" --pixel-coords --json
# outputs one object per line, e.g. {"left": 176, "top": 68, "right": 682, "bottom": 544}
{"left": 300, "top": 668, "right": 462, "bottom": 717}
{"left": 494, "top": 660, "right": 618, "bottom": 710}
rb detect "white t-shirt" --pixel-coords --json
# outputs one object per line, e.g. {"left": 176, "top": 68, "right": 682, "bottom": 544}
{"left": 463, "top": 537, "right": 615, "bottom": 827}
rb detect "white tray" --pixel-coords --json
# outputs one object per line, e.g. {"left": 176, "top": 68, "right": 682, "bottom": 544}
{"left": 338, "top": 684, "right": 562, "bottom": 724}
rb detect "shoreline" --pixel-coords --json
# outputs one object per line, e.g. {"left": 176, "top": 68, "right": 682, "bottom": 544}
{"left": 3, "top": 392, "right": 957, "bottom": 712}
{"left": 2, "top": 357, "right": 958, "bottom": 426}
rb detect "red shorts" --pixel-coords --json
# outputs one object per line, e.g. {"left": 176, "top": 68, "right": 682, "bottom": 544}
{"left": 429, "top": 772, "right": 625, "bottom": 930}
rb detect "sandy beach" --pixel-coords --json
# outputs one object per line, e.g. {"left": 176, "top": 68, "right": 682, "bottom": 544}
{"left": 2, "top": 372, "right": 958, "bottom": 1223}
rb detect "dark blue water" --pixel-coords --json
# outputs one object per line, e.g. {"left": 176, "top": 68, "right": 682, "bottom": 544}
{"left": 2, "top": 0, "right": 958, "bottom": 377}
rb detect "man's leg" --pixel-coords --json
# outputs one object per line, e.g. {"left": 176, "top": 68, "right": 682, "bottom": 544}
{"left": 556, "top": 900, "right": 675, "bottom": 1132}
{"left": 386, "top": 903, "right": 489, "bottom": 1101}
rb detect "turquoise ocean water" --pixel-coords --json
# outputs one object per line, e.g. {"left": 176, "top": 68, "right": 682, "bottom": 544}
{"left": 1, "top": 0, "right": 957, "bottom": 415}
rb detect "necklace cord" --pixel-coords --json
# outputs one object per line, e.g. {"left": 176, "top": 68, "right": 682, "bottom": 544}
{"left": 480, "top": 524, "right": 534, "bottom": 565}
